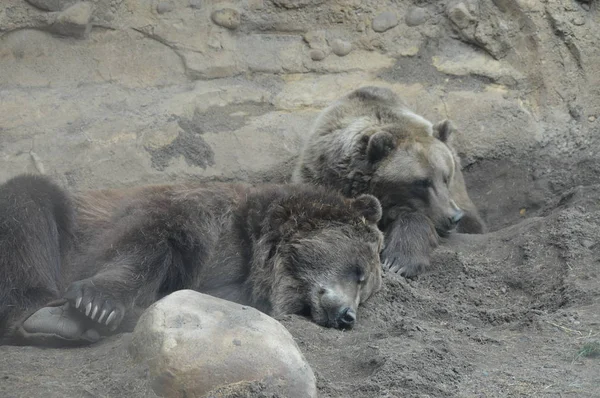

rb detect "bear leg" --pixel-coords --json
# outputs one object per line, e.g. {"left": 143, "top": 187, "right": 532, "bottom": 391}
{"left": 380, "top": 211, "right": 438, "bottom": 279}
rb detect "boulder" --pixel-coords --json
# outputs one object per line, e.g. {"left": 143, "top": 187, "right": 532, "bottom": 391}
{"left": 129, "top": 290, "right": 317, "bottom": 398}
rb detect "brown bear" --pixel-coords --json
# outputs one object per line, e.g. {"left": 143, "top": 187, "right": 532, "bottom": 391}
{"left": 0, "top": 174, "right": 383, "bottom": 347}
{"left": 293, "top": 86, "right": 486, "bottom": 278}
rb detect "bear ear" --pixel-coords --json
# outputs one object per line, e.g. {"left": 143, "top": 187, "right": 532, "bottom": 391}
{"left": 432, "top": 119, "right": 457, "bottom": 143}
{"left": 351, "top": 194, "right": 382, "bottom": 224}
{"left": 367, "top": 131, "right": 396, "bottom": 163}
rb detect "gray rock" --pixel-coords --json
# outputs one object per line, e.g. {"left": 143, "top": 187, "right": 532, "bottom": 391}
{"left": 156, "top": 1, "right": 173, "bottom": 14}
{"left": 405, "top": 7, "right": 429, "bottom": 27}
{"left": 51, "top": 2, "right": 93, "bottom": 39}
{"left": 273, "top": 0, "right": 325, "bottom": 9}
{"left": 309, "top": 48, "right": 326, "bottom": 61}
{"left": 372, "top": 11, "right": 398, "bottom": 33}
{"left": 129, "top": 290, "right": 317, "bottom": 398}
{"left": 447, "top": 2, "right": 475, "bottom": 29}
{"left": 211, "top": 8, "right": 241, "bottom": 30}
{"left": 189, "top": 0, "right": 202, "bottom": 9}
{"left": 25, "top": 0, "right": 77, "bottom": 12}
{"left": 331, "top": 39, "right": 352, "bottom": 57}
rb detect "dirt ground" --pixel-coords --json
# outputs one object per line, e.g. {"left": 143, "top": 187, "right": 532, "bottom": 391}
{"left": 1, "top": 156, "right": 599, "bottom": 398}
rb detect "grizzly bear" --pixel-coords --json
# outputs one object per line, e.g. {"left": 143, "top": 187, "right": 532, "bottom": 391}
{"left": 293, "top": 86, "right": 486, "bottom": 278}
{"left": 0, "top": 174, "right": 383, "bottom": 347}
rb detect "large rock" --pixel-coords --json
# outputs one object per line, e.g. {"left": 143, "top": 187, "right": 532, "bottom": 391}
{"left": 129, "top": 290, "right": 317, "bottom": 398}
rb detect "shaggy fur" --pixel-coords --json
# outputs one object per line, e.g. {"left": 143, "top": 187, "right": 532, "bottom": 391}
{"left": 0, "top": 174, "right": 383, "bottom": 347}
{"left": 293, "top": 86, "right": 486, "bottom": 278}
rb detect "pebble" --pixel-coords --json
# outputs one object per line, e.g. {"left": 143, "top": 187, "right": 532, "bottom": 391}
{"left": 211, "top": 8, "right": 241, "bottom": 30}
{"left": 372, "top": 11, "right": 399, "bottom": 33}
{"left": 588, "top": 115, "right": 596, "bottom": 122}
{"left": 52, "top": 2, "right": 93, "bottom": 39}
{"left": 189, "top": 0, "right": 202, "bottom": 9}
{"left": 25, "top": 0, "right": 74, "bottom": 12}
{"left": 447, "top": 2, "right": 474, "bottom": 29}
{"left": 309, "top": 49, "right": 326, "bottom": 61}
{"left": 156, "top": 1, "right": 173, "bottom": 14}
{"left": 405, "top": 7, "right": 429, "bottom": 27}
{"left": 331, "top": 39, "right": 352, "bottom": 56}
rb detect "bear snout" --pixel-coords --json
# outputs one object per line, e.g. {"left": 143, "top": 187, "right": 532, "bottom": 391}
{"left": 449, "top": 209, "right": 464, "bottom": 226}
{"left": 336, "top": 307, "right": 356, "bottom": 329}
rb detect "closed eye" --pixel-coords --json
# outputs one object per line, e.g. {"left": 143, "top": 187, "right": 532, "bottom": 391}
{"left": 355, "top": 267, "right": 366, "bottom": 284}
{"left": 413, "top": 178, "right": 432, "bottom": 189}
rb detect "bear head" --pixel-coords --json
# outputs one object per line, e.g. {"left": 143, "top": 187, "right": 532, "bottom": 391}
{"left": 263, "top": 189, "right": 384, "bottom": 329}
{"left": 365, "top": 119, "right": 464, "bottom": 237}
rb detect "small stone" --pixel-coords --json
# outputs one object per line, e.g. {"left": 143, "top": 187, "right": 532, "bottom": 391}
{"left": 156, "top": 1, "right": 173, "bottom": 14}
{"left": 372, "top": 11, "right": 398, "bottom": 32}
{"left": 582, "top": 239, "right": 595, "bottom": 248}
{"left": 331, "top": 39, "right": 352, "bottom": 57}
{"left": 588, "top": 115, "right": 596, "bottom": 122}
{"left": 211, "top": 8, "right": 241, "bottom": 30}
{"left": 309, "top": 49, "right": 326, "bottom": 61}
{"left": 448, "top": 2, "right": 475, "bottom": 29}
{"left": 207, "top": 37, "right": 222, "bottom": 50}
{"left": 405, "top": 7, "right": 429, "bottom": 27}
{"left": 51, "top": 2, "right": 93, "bottom": 39}
{"left": 25, "top": 0, "right": 76, "bottom": 12}
{"left": 129, "top": 290, "right": 317, "bottom": 398}
{"left": 189, "top": 0, "right": 202, "bottom": 9}
{"left": 303, "top": 31, "right": 327, "bottom": 49}
{"left": 571, "top": 16, "right": 585, "bottom": 26}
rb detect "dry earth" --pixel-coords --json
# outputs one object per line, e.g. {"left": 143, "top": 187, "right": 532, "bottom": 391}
{"left": 1, "top": 0, "right": 599, "bottom": 397}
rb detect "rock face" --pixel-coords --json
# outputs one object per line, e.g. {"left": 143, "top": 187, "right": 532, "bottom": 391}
{"left": 129, "top": 290, "right": 317, "bottom": 398}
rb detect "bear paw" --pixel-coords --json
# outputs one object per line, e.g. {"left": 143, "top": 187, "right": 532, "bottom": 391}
{"left": 14, "top": 299, "right": 101, "bottom": 347}
{"left": 64, "top": 279, "right": 125, "bottom": 331}
{"left": 381, "top": 254, "right": 428, "bottom": 279}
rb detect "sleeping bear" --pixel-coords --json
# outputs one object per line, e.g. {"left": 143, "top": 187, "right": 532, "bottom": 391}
{"left": 293, "top": 86, "right": 486, "bottom": 278}
{"left": 0, "top": 174, "right": 383, "bottom": 347}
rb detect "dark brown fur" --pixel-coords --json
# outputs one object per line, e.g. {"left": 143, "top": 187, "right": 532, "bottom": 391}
{"left": 0, "top": 174, "right": 383, "bottom": 347}
{"left": 293, "top": 86, "right": 486, "bottom": 278}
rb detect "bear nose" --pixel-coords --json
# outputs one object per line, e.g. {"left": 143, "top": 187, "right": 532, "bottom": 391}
{"left": 450, "top": 209, "right": 464, "bottom": 225}
{"left": 337, "top": 307, "right": 356, "bottom": 328}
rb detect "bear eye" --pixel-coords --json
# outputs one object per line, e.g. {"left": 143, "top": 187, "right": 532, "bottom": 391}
{"left": 413, "top": 178, "right": 432, "bottom": 189}
{"left": 354, "top": 267, "right": 366, "bottom": 284}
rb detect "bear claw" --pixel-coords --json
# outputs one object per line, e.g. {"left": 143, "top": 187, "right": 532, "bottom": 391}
{"left": 64, "top": 279, "right": 124, "bottom": 331}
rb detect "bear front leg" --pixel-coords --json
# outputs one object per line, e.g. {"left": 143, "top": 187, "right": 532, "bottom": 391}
{"left": 64, "top": 239, "right": 175, "bottom": 333}
{"left": 380, "top": 211, "right": 439, "bottom": 279}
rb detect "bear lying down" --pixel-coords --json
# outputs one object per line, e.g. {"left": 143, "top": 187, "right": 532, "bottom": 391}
{"left": 0, "top": 175, "right": 383, "bottom": 347}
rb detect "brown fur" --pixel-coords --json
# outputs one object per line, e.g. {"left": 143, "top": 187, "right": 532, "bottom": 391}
{"left": 0, "top": 175, "right": 383, "bottom": 347}
{"left": 293, "top": 86, "right": 486, "bottom": 278}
